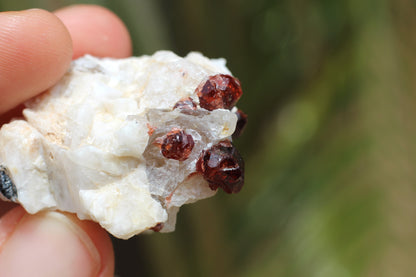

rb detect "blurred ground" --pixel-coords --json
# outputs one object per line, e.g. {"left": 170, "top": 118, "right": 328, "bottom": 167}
{"left": 1, "top": 0, "right": 416, "bottom": 276}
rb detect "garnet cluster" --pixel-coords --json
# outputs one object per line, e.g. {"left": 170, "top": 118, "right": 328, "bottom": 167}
{"left": 160, "top": 74, "right": 247, "bottom": 194}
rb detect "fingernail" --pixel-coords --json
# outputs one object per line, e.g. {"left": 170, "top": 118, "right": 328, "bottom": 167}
{"left": 0, "top": 211, "right": 101, "bottom": 277}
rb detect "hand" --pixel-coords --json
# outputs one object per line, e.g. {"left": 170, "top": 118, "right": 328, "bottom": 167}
{"left": 0, "top": 5, "right": 132, "bottom": 276}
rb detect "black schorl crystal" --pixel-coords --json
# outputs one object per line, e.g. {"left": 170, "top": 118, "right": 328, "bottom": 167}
{"left": 0, "top": 165, "right": 17, "bottom": 201}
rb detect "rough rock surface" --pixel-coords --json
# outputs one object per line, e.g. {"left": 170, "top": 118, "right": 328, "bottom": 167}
{"left": 0, "top": 51, "right": 244, "bottom": 239}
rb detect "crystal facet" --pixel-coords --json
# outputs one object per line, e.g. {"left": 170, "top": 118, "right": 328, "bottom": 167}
{"left": 173, "top": 97, "right": 198, "bottom": 113}
{"left": 196, "top": 74, "right": 243, "bottom": 111}
{"left": 160, "top": 128, "right": 194, "bottom": 161}
{"left": 196, "top": 140, "right": 244, "bottom": 194}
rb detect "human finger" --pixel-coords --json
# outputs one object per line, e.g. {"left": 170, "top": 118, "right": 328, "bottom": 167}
{"left": 0, "top": 207, "right": 114, "bottom": 277}
{"left": 54, "top": 4, "right": 132, "bottom": 59}
{"left": 0, "top": 201, "right": 17, "bottom": 218}
{"left": 0, "top": 9, "right": 73, "bottom": 114}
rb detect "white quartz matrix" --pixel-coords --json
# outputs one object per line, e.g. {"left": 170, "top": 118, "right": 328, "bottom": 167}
{"left": 0, "top": 51, "right": 239, "bottom": 239}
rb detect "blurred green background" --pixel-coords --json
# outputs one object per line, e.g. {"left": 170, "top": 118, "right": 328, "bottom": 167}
{"left": 2, "top": 0, "right": 416, "bottom": 276}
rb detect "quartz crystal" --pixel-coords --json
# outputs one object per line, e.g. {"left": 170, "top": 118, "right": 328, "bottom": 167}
{"left": 0, "top": 51, "right": 245, "bottom": 239}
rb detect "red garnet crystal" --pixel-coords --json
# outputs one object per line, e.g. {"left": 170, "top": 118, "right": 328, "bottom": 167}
{"left": 161, "top": 129, "right": 194, "bottom": 161}
{"left": 232, "top": 109, "right": 248, "bottom": 139}
{"left": 150, "top": 223, "right": 164, "bottom": 232}
{"left": 196, "top": 140, "right": 244, "bottom": 194}
{"left": 196, "top": 74, "right": 243, "bottom": 111}
{"left": 173, "top": 97, "right": 197, "bottom": 112}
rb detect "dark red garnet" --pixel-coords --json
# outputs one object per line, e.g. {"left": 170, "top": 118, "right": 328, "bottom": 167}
{"left": 196, "top": 140, "right": 244, "bottom": 194}
{"left": 232, "top": 109, "right": 248, "bottom": 139}
{"left": 150, "top": 223, "right": 164, "bottom": 232}
{"left": 173, "top": 97, "right": 197, "bottom": 112}
{"left": 161, "top": 129, "right": 194, "bottom": 161}
{"left": 196, "top": 74, "right": 243, "bottom": 111}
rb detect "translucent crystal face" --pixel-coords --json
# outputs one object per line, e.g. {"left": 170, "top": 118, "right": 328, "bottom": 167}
{"left": 196, "top": 74, "right": 243, "bottom": 111}
{"left": 159, "top": 128, "right": 195, "bottom": 161}
{"left": 196, "top": 140, "right": 244, "bottom": 194}
{"left": 173, "top": 97, "right": 197, "bottom": 113}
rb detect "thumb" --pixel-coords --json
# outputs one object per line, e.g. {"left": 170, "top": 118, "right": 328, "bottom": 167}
{"left": 0, "top": 9, "right": 72, "bottom": 114}
{"left": 0, "top": 207, "right": 114, "bottom": 277}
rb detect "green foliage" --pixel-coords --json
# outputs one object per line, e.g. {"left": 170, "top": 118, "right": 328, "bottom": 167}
{"left": 2, "top": 0, "right": 416, "bottom": 276}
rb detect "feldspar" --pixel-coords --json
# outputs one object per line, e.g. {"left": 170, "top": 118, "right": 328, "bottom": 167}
{"left": 0, "top": 51, "right": 245, "bottom": 239}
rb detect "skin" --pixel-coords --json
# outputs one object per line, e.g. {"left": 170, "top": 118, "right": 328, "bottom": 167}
{"left": 0, "top": 5, "right": 132, "bottom": 276}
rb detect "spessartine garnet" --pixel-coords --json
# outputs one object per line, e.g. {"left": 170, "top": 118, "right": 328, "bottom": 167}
{"left": 150, "top": 222, "right": 164, "bottom": 232}
{"left": 196, "top": 140, "right": 244, "bottom": 194}
{"left": 232, "top": 109, "right": 248, "bottom": 139}
{"left": 196, "top": 74, "right": 243, "bottom": 111}
{"left": 173, "top": 97, "right": 197, "bottom": 112}
{"left": 161, "top": 129, "right": 194, "bottom": 161}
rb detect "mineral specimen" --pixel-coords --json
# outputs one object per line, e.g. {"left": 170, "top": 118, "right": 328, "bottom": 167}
{"left": 0, "top": 51, "right": 245, "bottom": 239}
